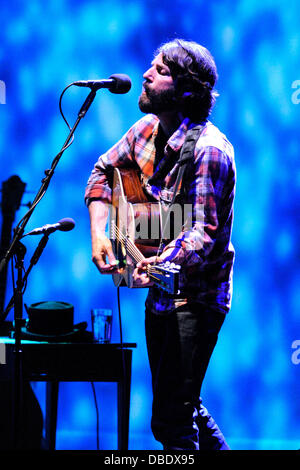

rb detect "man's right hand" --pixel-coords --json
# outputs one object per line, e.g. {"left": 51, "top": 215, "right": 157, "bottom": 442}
{"left": 91, "top": 234, "right": 120, "bottom": 274}
{"left": 88, "top": 200, "right": 120, "bottom": 275}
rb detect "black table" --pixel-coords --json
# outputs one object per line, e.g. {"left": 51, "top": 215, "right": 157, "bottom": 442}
{"left": 0, "top": 337, "right": 136, "bottom": 450}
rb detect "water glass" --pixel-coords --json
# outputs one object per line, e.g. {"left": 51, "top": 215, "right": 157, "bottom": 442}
{"left": 91, "top": 308, "right": 112, "bottom": 343}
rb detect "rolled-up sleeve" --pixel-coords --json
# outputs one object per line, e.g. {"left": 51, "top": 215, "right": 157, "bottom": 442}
{"left": 84, "top": 126, "right": 136, "bottom": 206}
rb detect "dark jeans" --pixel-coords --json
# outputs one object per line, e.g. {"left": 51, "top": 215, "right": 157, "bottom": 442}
{"left": 145, "top": 303, "right": 230, "bottom": 450}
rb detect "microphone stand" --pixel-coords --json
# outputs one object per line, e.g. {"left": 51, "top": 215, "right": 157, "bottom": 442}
{"left": 0, "top": 87, "right": 97, "bottom": 449}
{"left": 2, "top": 234, "right": 50, "bottom": 319}
{"left": 11, "top": 240, "right": 26, "bottom": 449}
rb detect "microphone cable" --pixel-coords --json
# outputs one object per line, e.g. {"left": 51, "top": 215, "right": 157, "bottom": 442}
{"left": 117, "top": 286, "right": 126, "bottom": 382}
{"left": 58, "top": 82, "right": 75, "bottom": 153}
{"left": 90, "top": 381, "right": 100, "bottom": 451}
{"left": 12, "top": 83, "right": 76, "bottom": 234}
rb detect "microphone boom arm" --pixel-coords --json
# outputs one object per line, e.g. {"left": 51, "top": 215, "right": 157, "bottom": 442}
{"left": 0, "top": 87, "right": 96, "bottom": 277}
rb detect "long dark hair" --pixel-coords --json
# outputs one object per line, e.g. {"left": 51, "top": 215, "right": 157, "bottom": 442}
{"left": 156, "top": 39, "right": 219, "bottom": 122}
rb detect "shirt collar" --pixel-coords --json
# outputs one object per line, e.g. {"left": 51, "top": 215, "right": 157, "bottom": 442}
{"left": 166, "top": 117, "right": 204, "bottom": 152}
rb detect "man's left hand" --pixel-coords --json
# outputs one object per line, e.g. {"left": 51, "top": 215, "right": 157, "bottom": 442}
{"left": 133, "top": 256, "right": 162, "bottom": 287}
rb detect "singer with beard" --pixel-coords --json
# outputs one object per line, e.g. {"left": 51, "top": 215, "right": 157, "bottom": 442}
{"left": 85, "top": 39, "right": 236, "bottom": 450}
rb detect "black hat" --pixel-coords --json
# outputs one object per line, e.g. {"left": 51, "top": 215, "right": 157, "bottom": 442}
{"left": 20, "top": 301, "right": 89, "bottom": 342}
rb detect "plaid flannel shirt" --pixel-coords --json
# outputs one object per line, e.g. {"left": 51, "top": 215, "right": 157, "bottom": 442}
{"left": 85, "top": 114, "right": 236, "bottom": 314}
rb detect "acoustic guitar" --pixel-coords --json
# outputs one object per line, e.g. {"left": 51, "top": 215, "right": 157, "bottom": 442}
{"left": 110, "top": 168, "right": 180, "bottom": 295}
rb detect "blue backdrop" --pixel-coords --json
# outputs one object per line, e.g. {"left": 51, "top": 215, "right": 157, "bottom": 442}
{"left": 1, "top": 0, "right": 300, "bottom": 450}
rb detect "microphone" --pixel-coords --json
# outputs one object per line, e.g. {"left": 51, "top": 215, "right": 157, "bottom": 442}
{"left": 73, "top": 74, "right": 131, "bottom": 94}
{"left": 23, "top": 218, "right": 75, "bottom": 236}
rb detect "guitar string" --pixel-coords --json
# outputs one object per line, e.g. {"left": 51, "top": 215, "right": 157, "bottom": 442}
{"left": 111, "top": 224, "right": 161, "bottom": 278}
{"left": 111, "top": 225, "right": 161, "bottom": 282}
{"left": 112, "top": 223, "right": 165, "bottom": 275}
{"left": 111, "top": 223, "right": 142, "bottom": 262}
{"left": 112, "top": 223, "right": 163, "bottom": 274}
{"left": 111, "top": 222, "right": 144, "bottom": 262}
{"left": 111, "top": 220, "right": 138, "bottom": 257}
{"left": 111, "top": 222, "right": 162, "bottom": 280}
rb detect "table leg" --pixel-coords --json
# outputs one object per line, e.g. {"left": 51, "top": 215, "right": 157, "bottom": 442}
{"left": 45, "top": 381, "right": 59, "bottom": 450}
{"left": 117, "top": 350, "right": 132, "bottom": 450}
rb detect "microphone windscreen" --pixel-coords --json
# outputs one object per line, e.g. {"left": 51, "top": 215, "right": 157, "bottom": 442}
{"left": 57, "top": 218, "right": 75, "bottom": 232}
{"left": 109, "top": 74, "right": 132, "bottom": 94}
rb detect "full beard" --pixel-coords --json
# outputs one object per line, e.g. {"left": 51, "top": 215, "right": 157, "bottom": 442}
{"left": 138, "top": 86, "right": 178, "bottom": 115}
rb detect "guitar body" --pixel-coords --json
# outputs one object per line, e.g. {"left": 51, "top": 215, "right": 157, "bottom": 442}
{"left": 110, "top": 168, "right": 162, "bottom": 288}
{"left": 110, "top": 168, "right": 180, "bottom": 294}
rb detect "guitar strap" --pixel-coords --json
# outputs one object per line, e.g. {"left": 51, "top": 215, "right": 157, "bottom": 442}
{"left": 171, "top": 123, "right": 205, "bottom": 201}
{"left": 157, "top": 123, "right": 205, "bottom": 253}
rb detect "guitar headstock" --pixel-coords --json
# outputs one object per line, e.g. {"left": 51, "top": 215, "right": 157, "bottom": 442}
{"left": 155, "top": 260, "right": 181, "bottom": 273}
{"left": 148, "top": 261, "right": 181, "bottom": 295}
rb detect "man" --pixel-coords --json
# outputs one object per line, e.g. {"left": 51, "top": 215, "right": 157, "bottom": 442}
{"left": 85, "top": 39, "right": 235, "bottom": 450}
